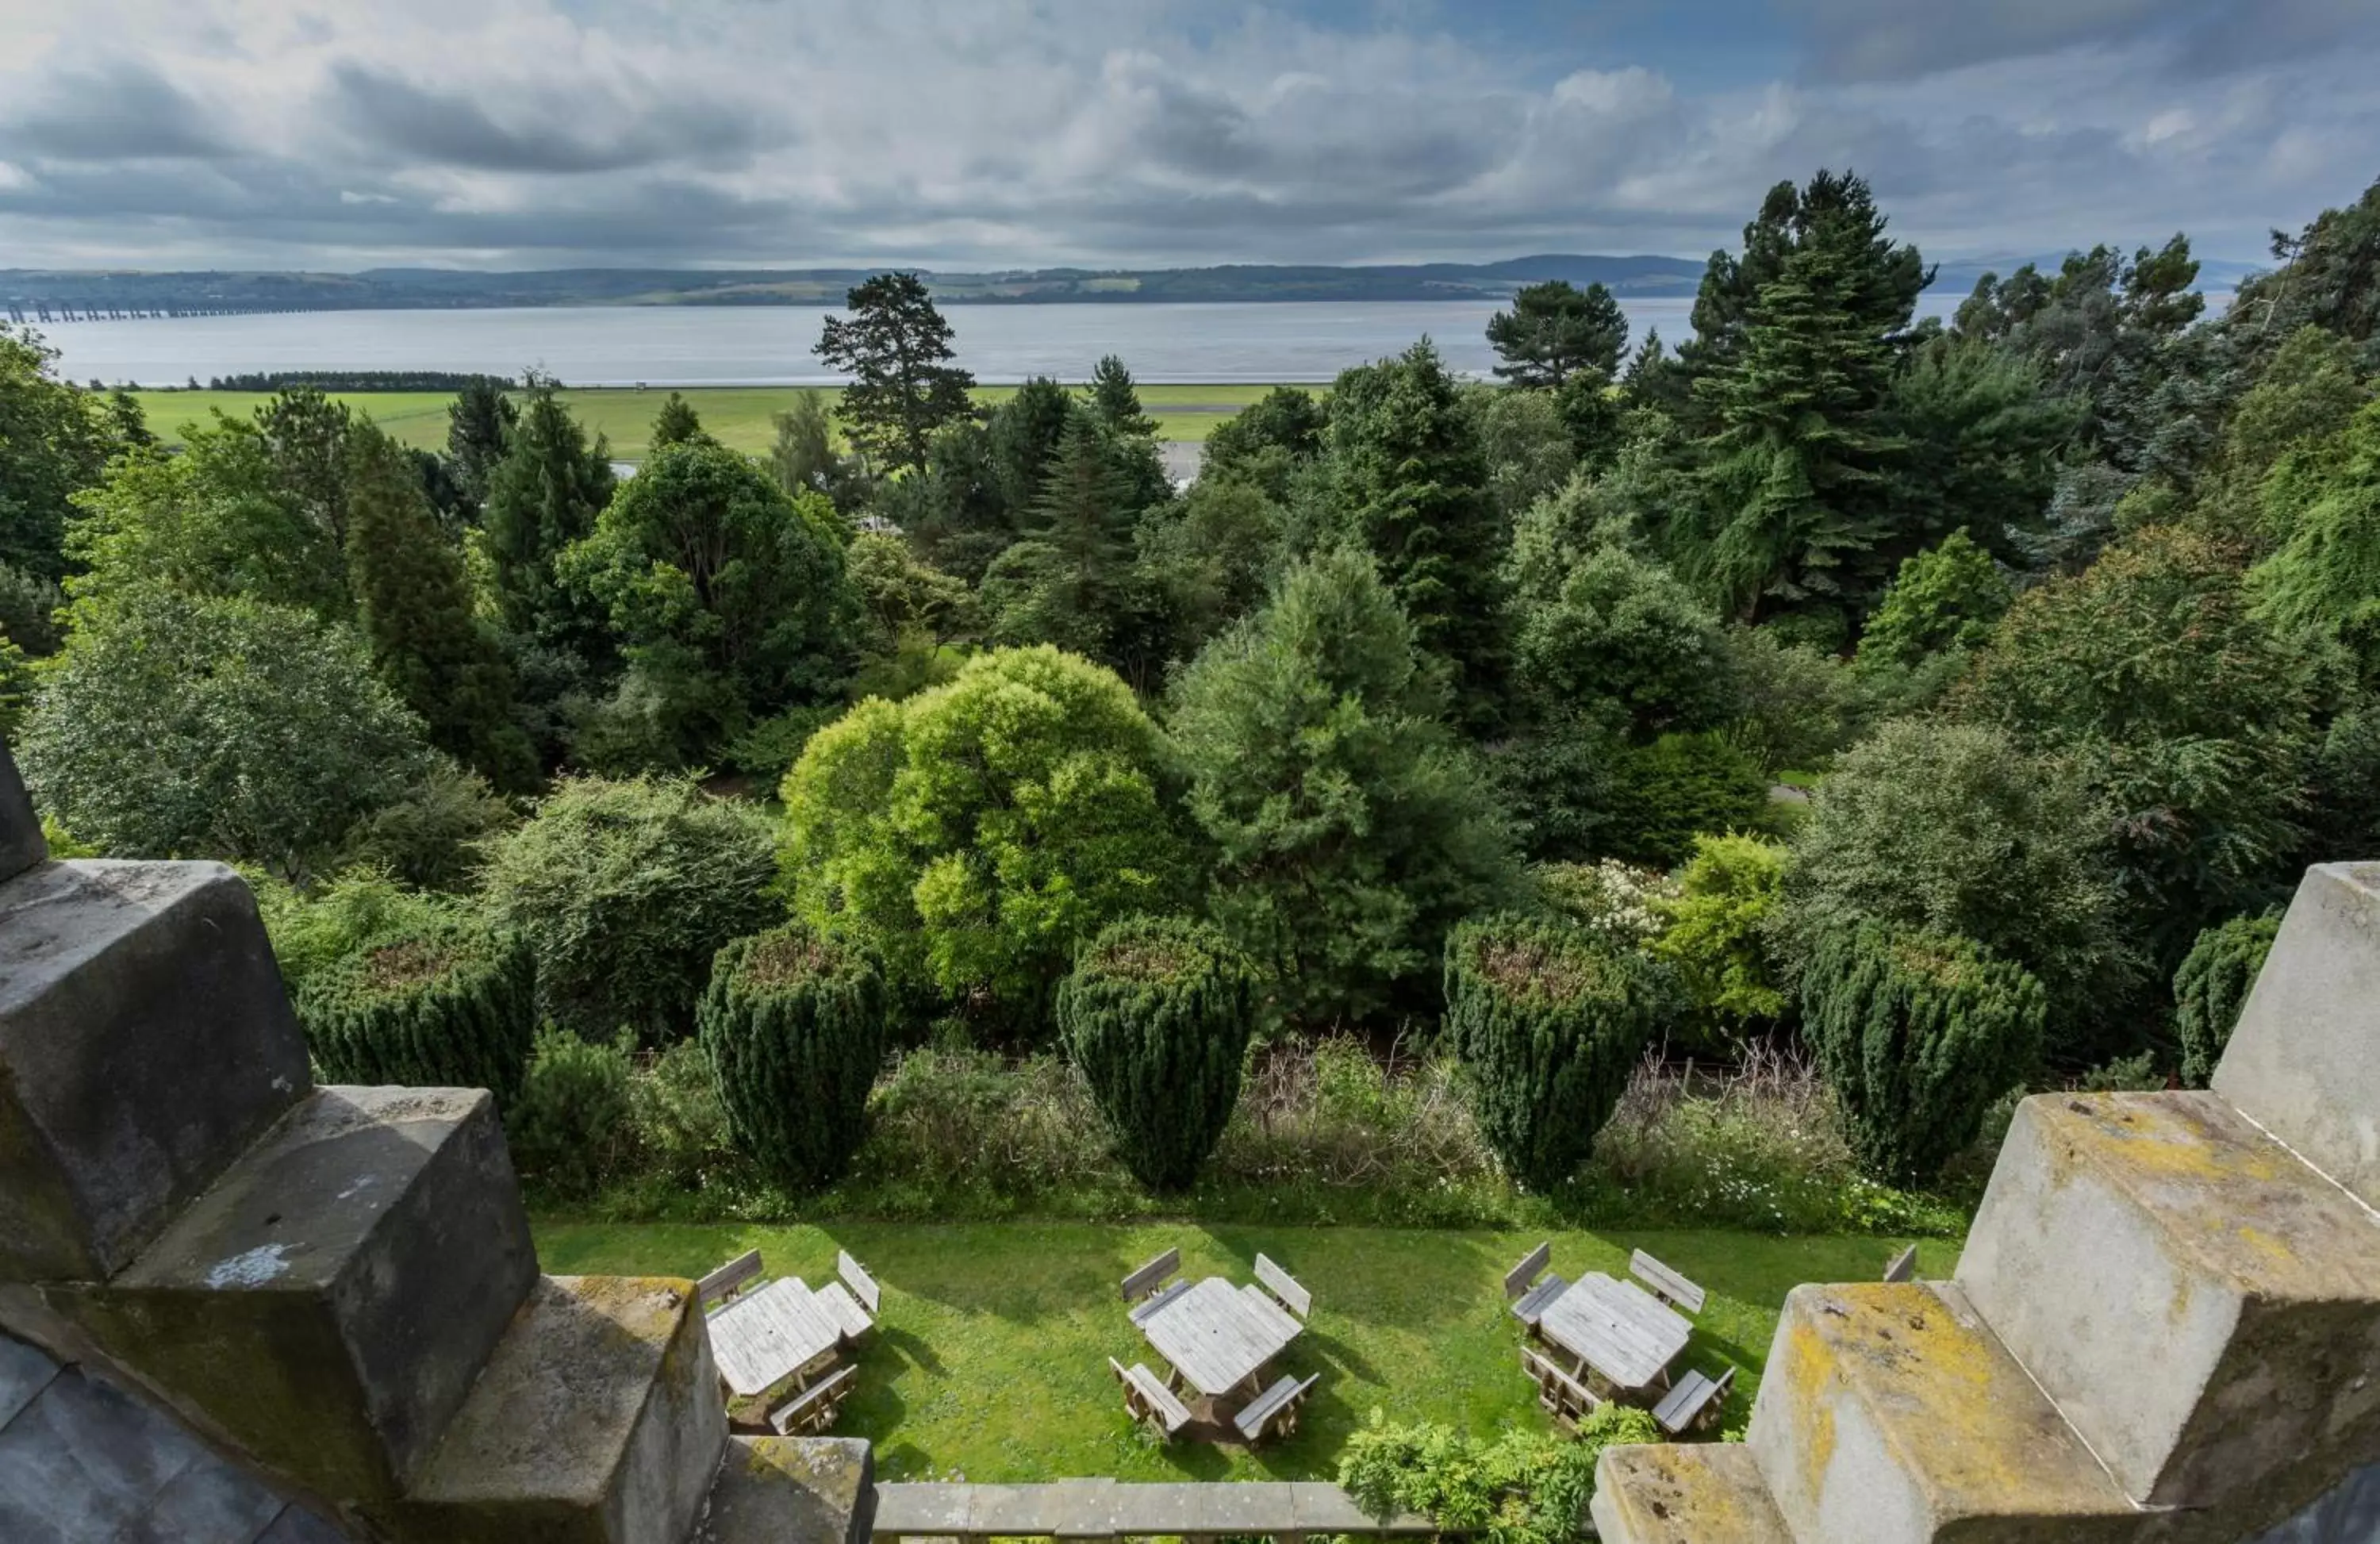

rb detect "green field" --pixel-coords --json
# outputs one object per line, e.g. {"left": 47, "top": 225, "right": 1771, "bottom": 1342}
{"left": 533, "top": 1220, "right": 1952, "bottom": 1482}
{"left": 128, "top": 382, "right": 1289, "bottom": 460}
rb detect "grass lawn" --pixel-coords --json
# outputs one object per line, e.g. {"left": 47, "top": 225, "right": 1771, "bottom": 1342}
{"left": 534, "top": 1220, "right": 1955, "bottom": 1484}
{"left": 126, "top": 382, "right": 1291, "bottom": 461}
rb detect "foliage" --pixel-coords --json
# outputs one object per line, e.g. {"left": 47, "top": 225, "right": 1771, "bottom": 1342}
{"left": 294, "top": 906, "right": 536, "bottom": 1108}
{"left": 1802, "top": 920, "right": 2046, "bottom": 1185}
{"left": 1468, "top": 386, "right": 1578, "bottom": 520}
{"left": 480, "top": 775, "right": 781, "bottom": 1043}
{"left": 1599, "top": 730, "right": 1772, "bottom": 869}
{"left": 650, "top": 390, "right": 707, "bottom": 449}
{"left": 816, "top": 272, "right": 977, "bottom": 473}
{"left": 1200, "top": 386, "right": 1326, "bottom": 499}
{"left": 17, "top": 589, "right": 433, "bottom": 878}
{"left": 768, "top": 389, "right": 869, "bottom": 509}
{"left": 981, "top": 410, "right": 1149, "bottom": 669}
{"left": 1720, "top": 624, "right": 1856, "bottom": 772}
{"left": 508, "top": 1027, "right": 635, "bottom": 1199}
{"left": 0, "top": 325, "right": 131, "bottom": 581}
{"left": 334, "top": 761, "right": 518, "bottom": 892}
{"left": 1088, "top": 354, "right": 1157, "bottom": 439}
{"left": 1858, "top": 530, "right": 2012, "bottom": 667}
{"left": 1339, "top": 1409, "right": 1656, "bottom": 1544}
{"left": 2174, "top": 911, "right": 2282, "bottom": 1088}
{"left": 2227, "top": 174, "right": 2380, "bottom": 355}
{"left": 1319, "top": 342, "right": 1508, "bottom": 724}
{"left": 1133, "top": 474, "right": 1284, "bottom": 664}
{"left": 699, "top": 924, "right": 888, "bottom": 1191}
{"left": 2249, "top": 398, "right": 2380, "bottom": 674}
{"left": 1485, "top": 279, "right": 1630, "bottom": 389}
{"left": 1881, "top": 336, "right": 2078, "bottom": 566}
{"left": 1656, "top": 832, "right": 1791, "bottom": 1031}
{"left": 1445, "top": 916, "right": 1665, "bottom": 1191}
{"left": 562, "top": 440, "right": 857, "bottom": 764}
{"left": 847, "top": 529, "right": 976, "bottom": 652}
{"left": 1533, "top": 859, "right": 1680, "bottom": 951}
{"left": 1508, "top": 539, "right": 1733, "bottom": 737}
{"left": 482, "top": 376, "right": 616, "bottom": 651}
{"left": 1056, "top": 916, "right": 1261, "bottom": 1192}
{"left": 781, "top": 646, "right": 1191, "bottom": 1026}
{"left": 1783, "top": 718, "right": 2136, "bottom": 1060}
{"left": 445, "top": 377, "right": 517, "bottom": 510}
{"left": 1169, "top": 548, "right": 1515, "bottom": 1025}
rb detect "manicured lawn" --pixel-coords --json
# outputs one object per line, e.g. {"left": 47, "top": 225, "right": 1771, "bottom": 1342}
{"left": 534, "top": 1220, "right": 1955, "bottom": 1483}
{"left": 126, "top": 381, "right": 1289, "bottom": 461}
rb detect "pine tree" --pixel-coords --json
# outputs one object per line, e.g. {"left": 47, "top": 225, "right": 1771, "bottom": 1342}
{"left": 1088, "top": 354, "right": 1158, "bottom": 439}
{"left": 2173, "top": 912, "right": 2281, "bottom": 1088}
{"left": 651, "top": 390, "right": 708, "bottom": 449}
{"left": 1485, "top": 280, "right": 1629, "bottom": 388}
{"left": 344, "top": 428, "right": 538, "bottom": 789}
{"left": 446, "top": 378, "right": 517, "bottom": 508}
{"left": 482, "top": 375, "right": 616, "bottom": 649}
{"left": 699, "top": 924, "right": 887, "bottom": 1192}
{"left": 815, "top": 272, "right": 977, "bottom": 472}
{"left": 981, "top": 409, "right": 1142, "bottom": 661}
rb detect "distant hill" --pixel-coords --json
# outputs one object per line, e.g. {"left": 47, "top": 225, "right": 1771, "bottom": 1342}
{"left": 0, "top": 252, "right": 2255, "bottom": 315}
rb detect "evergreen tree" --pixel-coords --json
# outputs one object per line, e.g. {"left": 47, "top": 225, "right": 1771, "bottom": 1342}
{"left": 2227, "top": 175, "right": 2380, "bottom": 358}
{"left": 1857, "top": 530, "right": 2013, "bottom": 666}
{"left": 700, "top": 924, "right": 887, "bottom": 1192}
{"left": 985, "top": 376, "right": 1077, "bottom": 523}
{"left": 815, "top": 272, "right": 977, "bottom": 472}
{"left": 1201, "top": 386, "right": 1326, "bottom": 500}
{"left": 650, "top": 390, "right": 708, "bottom": 449}
{"left": 1485, "top": 280, "right": 1629, "bottom": 388}
{"left": 2173, "top": 911, "right": 2281, "bottom": 1087}
{"left": 1321, "top": 340, "right": 1509, "bottom": 727}
{"left": 344, "top": 426, "right": 537, "bottom": 790}
{"left": 1088, "top": 354, "right": 1158, "bottom": 439}
{"left": 446, "top": 378, "right": 518, "bottom": 509}
{"left": 2249, "top": 398, "right": 2380, "bottom": 674}
{"left": 981, "top": 409, "right": 1139, "bottom": 662}
{"left": 255, "top": 386, "right": 363, "bottom": 558}
{"left": 296, "top": 908, "right": 536, "bottom": 1108}
{"left": 482, "top": 375, "right": 616, "bottom": 649}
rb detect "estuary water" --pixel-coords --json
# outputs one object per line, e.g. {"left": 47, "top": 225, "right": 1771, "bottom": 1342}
{"left": 34, "top": 294, "right": 1979, "bottom": 387}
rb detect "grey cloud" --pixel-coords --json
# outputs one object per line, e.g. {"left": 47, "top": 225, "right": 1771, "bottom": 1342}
{"left": 326, "top": 62, "right": 773, "bottom": 175}
{"left": 2, "top": 61, "right": 230, "bottom": 162}
{"left": 1776, "top": 0, "right": 2379, "bottom": 82}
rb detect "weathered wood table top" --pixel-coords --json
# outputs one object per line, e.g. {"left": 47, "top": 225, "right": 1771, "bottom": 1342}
{"left": 708, "top": 1277, "right": 843, "bottom": 1396}
{"left": 1139, "top": 1277, "right": 1303, "bottom": 1397}
{"left": 1537, "top": 1271, "right": 1691, "bottom": 1394}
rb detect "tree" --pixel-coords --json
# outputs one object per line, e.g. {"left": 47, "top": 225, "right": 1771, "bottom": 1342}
{"left": 1802, "top": 920, "right": 2045, "bottom": 1185}
{"left": 2227, "top": 175, "right": 2380, "bottom": 357}
{"left": 699, "top": 924, "right": 887, "bottom": 1191}
{"left": 1058, "top": 916, "right": 1260, "bottom": 1191}
{"left": 445, "top": 378, "right": 518, "bottom": 509}
{"left": 1485, "top": 280, "right": 1628, "bottom": 388}
{"left": 1883, "top": 336, "right": 2079, "bottom": 565}
{"left": 981, "top": 410, "right": 1142, "bottom": 663}
{"left": 17, "top": 589, "right": 435, "bottom": 878}
{"left": 1655, "top": 832, "right": 1791, "bottom": 1033}
{"left": 1783, "top": 718, "right": 2138, "bottom": 1061}
{"left": 295, "top": 906, "right": 536, "bottom": 1108}
{"left": 1320, "top": 341, "right": 1508, "bottom": 724}
{"left": 768, "top": 390, "right": 867, "bottom": 509}
{"left": 816, "top": 272, "right": 976, "bottom": 473}
{"left": 846, "top": 529, "right": 976, "bottom": 654}
{"left": 1445, "top": 914, "right": 1664, "bottom": 1191}
{"left": 984, "top": 377, "right": 1077, "bottom": 524}
{"left": 562, "top": 440, "right": 857, "bottom": 764}
{"left": 1088, "top": 355, "right": 1158, "bottom": 440}
{"left": 780, "top": 646, "right": 1192, "bottom": 1026}
{"left": 482, "top": 376, "right": 616, "bottom": 648}
{"left": 2173, "top": 911, "right": 2281, "bottom": 1087}
{"left": 1857, "top": 530, "right": 2012, "bottom": 667}
{"left": 1468, "top": 386, "right": 1578, "bottom": 520}
{"left": 1201, "top": 386, "right": 1326, "bottom": 500}
{"left": 1168, "top": 547, "right": 1515, "bottom": 1024}
{"left": 1598, "top": 731, "right": 1772, "bottom": 869}
{"left": 1134, "top": 475, "right": 1284, "bottom": 666}
{"left": 344, "top": 426, "right": 536, "bottom": 790}
{"left": 650, "top": 390, "right": 708, "bottom": 449}
{"left": 479, "top": 775, "right": 781, "bottom": 1043}
{"left": 255, "top": 386, "right": 362, "bottom": 558}
{"left": 2249, "top": 398, "right": 2380, "bottom": 674}
{"left": 1508, "top": 540, "right": 1733, "bottom": 738}
{"left": 0, "top": 325, "right": 123, "bottom": 582}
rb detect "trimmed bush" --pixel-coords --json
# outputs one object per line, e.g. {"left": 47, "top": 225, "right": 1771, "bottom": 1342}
{"left": 1802, "top": 921, "right": 2045, "bottom": 1185}
{"left": 699, "top": 924, "right": 888, "bottom": 1192}
{"left": 481, "top": 774, "right": 781, "bottom": 1043}
{"left": 505, "top": 1027, "right": 634, "bottom": 1198}
{"left": 1654, "top": 832, "right": 1790, "bottom": 1039}
{"left": 1056, "top": 916, "right": 1261, "bottom": 1192}
{"left": 1599, "top": 730, "right": 1772, "bottom": 868}
{"left": 2175, "top": 911, "right": 2282, "bottom": 1087}
{"left": 1445, "top": 916, "right": 1665, "bottom": 1192}
{"left": 294, "top": 912, "right": 536, "bottom": 1108}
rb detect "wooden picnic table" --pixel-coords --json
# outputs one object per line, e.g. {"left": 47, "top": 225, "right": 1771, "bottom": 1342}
{"left": 1138, "top": 1277, "right": 1303, "bottom": 1400}
{"left": 1536, "top": 1271, "right": 1691, "bottom": 1397}
{"left": 708, "top": 1277, "right": 845, "bottom": 1397}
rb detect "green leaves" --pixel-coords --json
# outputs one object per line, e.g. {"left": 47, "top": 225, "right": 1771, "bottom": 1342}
{"left": 700, "top": 924, "right": 887, "bottom": 1192}
{"left": 1339, "top": 1408, "right": 1656, "bottom": 1544}
{"left": 816, "top": 272, "right": 977, "bottom": 473}
{"left": 2173, "top": 911, "right": 2281, "bottom": 1088}
{"left": 296, "top": 908, "right": 536, "bottom": 1108}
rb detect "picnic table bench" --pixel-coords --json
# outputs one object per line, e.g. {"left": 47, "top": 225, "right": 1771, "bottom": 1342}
{"left": 770, "top": 1364, "right": 857, "bottom": 1435}
{"left": 1138, "top": 1277, "right": 1304, "bottom": 1400}
{"left": 1110, "top": 1358, "right": 1193, "bottom": 1438}
{"left": 709, "top": 1277, "right": 846, "bottom": 1398}
{"left": 1503, "top": 1242, "right": 1567, "bottom": 1330}
{"left": 1253, "top": 1254, "right": 1311, "bottom": 1319}
{"left": 1521, "top": 1346, "right": 1599, "bottom": 1431}
{"left": 1234, "top": 1372, "right": 1319, "bottom": 1443}
{"left": 698, "top": 1248, "right": 764, "bottom": 1310}
{"left": 816, "top": 1250, "right": 882, "bottom": 1342}
{"left": 1651, "top": 1365, "right": 1734, "bottom": 1435}
{"left": 1537, "top": 1272, "right": 1691, "bottom": 1398}
{"left": 1628, "top": 1249, "right": 1706, "bottom": 1315}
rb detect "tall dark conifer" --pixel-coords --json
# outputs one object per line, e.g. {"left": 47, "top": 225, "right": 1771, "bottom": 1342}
{"left": 482, "top": 375, "right": 616, "bottom": 651}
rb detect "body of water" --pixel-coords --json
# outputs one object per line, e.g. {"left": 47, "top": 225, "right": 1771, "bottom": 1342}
{"left": 34, "top": 294, "right": 1984, "bottom": 388}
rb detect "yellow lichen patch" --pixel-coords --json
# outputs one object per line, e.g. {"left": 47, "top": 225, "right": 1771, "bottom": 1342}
{"left": 1598, "top": 1444, "right": 1789, "bottom": 1543}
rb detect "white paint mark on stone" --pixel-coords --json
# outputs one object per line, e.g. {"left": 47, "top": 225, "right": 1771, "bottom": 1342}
{"left": 336, "top": 1176, "right": 378, "bottom": 1201}
{"left": 205, "top": 1243, "right": 294, "bottom": 1289}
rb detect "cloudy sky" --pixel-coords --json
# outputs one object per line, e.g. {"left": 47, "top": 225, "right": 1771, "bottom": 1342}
{"left": 0, "top": 0, "right": 2374, "bottom": 272}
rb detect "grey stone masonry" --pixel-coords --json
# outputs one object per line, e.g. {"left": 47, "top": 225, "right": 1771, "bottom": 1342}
{"left": 56, "top": 1086, "right": 539, "bottom": 1502}
{"left": 696, "top": 1437, "right": 874, "bottom": 1544}
{"left": 0, "top": 859, "right": 312, "bottom": 1283}
{"left": 0, "top": 740, "right": 43, "bottom": 884}
{"left": 2213, "top": 862, "right": 2380, "bottom": 1212}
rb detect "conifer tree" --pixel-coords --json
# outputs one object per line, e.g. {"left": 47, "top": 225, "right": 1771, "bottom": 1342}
{"left": 650, "top": 390, "right": 708, "bottom": 449}
{"left": 445, "top": 378, "right": 517, "bottom": 509}
{"left": 344, "top": 427, "right": 538, "bottom": 789}
{"left": 1088, "top": 354, "right": 1158, "bottom": 439}
{"left": 1486, "top": 280, "right": 1629, "bottom": 387}
{"left": 482, "top": 374, "right": 616, "bottom": 649}
{"left": 700, "top": 923, "right": 886, "bottom": 1192}
{"left": 815, "top": 272, "right": 976, "bottom": 472}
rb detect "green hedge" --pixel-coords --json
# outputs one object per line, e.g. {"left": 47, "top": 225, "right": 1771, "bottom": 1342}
{"left": 295, "top": 915, "right": 536, "bottom": 1107}
{"left": 1057, "top": 916, "right": 1260, "bottom": 1192}
{"left": 698, "top": 924, "right": 887, "bottom": 1192}
{"left": 1802, "top": 920, "right": 2044, "bottom": 1185}
{"left": 2174, "top": 911, "right": 2281, "bottom": 1087}
{"left": 1445, "top": 915, "right": 1664, "bottom": 1192}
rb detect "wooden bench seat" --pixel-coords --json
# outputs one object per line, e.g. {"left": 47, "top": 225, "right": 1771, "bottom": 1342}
{"left": 1509, "top": 1272, "right": 1568, "bottom": 1328}
{"left": 838, "top": 1250, "right": 883, "bottom": 1314}
{"left": 769, "top": 1364, "right": 856, "bottom": 1435}
{"left": 1651, "top": 1365, "right": 1734, "bottom": 1435}
{"left": 1233, "top": 1372, "right": 1319, "bottom": 1443}
{"left": 1502, "top": 1241, "right": 1553, "bottom": 1302}
{"left": 697, "top": 1248, "right": 763, "bottom": 1311}
{"left": 1522, "top": 1346, "right": 1600, "bottom": 1432}
{"left": 1127, "top": 1277, "right": 1191, "bottom": 1327}
{"left": 1630, "top": 1248, "right": 1706, "bottom": 1315}
{"left": 1253, "top": 1253, "right": 1311, "bottom": 1319}
{"left": 1121, "top": 1247, "right": 1181, "bottom": 1305}
{"left": 1109, "top": 1357, "right": 1192, "bottom": 1438}
{"left": 816, "top": 1281, "right": 873, "bottom": 1342}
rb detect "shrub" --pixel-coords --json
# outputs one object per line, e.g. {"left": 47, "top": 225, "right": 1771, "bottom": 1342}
{"left": 1056, "top": 916, "right": 1261, "bottom": 1191}
{"left": 333, "top": 762, "right": 518, "bottom": 892}
{"left": 481, "top": 775, "right": 780, "bottom": 1043}
{"left": 1532, "top": 859, "right": 1679, "bottom": 949}
{"left": 294, "top": 908, "right": 536, "bottom": 1106}
{"left": 1339, "top": 1408, "right": 1658, "bottom": 1544}
{"left": 782, "top": 646, "right": 1191, "bottom": 1030}
{"left": 1655, "top": 832, "right": 1791, "bottom": 1035}
{"left": 1599, "top": 730, "right": 1772, "bottom": 868}
{"left": 628, "top": 1039, "right": 738, "bottom": 1188}
{"left": 2174, "top": 911, "right": 2282, "bottom": 1087}
{"left": 698, "top": 924, "right": 888, "bottom": 1192}
{"left": 506, "top": 1027, "right": 635, "bottom": 1198}
{"left": 1445, "top": 916, "right": 1666, "bottom": 1191}
{"left": 1802, "top": 921, "right": 2046, "bottom": 1185}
